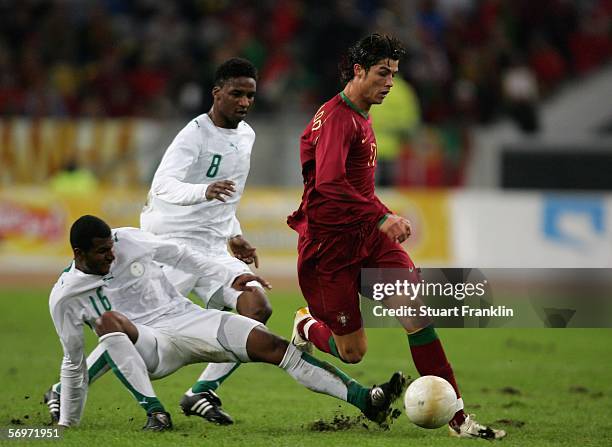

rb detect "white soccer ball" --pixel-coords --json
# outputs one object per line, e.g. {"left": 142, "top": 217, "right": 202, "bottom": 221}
{"left": 404, "top": 375, "right": 458, "bottom": 429}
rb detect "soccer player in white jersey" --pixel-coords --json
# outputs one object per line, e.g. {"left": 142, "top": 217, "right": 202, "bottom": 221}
{"left": 139, "top": 57, "right": 269, "bottom": 423}
{"left": 49, "top": 215, "right": 405, "bottom": 431}
{"left": 45, "top": 58, "right": 271, "bottom": 425}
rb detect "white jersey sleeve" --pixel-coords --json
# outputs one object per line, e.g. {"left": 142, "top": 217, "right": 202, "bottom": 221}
{"left": 150, "top": 120, "right": 210, "bottom": 205}
{"left": 119, "top": 228, "right": 239, "bottom": 287}
{"left": 49, "top": 284, "right": 90, "bottom": 426}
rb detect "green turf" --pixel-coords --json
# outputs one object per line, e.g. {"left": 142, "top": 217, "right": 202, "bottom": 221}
{"left": 1, "top": 288, "right": 611, "bottom": 446}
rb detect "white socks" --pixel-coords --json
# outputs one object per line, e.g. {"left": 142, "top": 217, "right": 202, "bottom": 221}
{"left": 99, "top": 332, "right": 163, "bottom": 412}
{"left": 278, "top": 343, "right": 348, "bottom": 401}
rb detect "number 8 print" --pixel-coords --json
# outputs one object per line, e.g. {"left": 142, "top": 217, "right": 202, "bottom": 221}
{"left": 206, "top": 154, "right": 223, "bottom": 178}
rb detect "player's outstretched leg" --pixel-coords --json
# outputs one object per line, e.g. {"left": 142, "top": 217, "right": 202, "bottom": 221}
{"left": 45, "top": 330, "right": 172, "bottom": 430}
{"left": 182, "top": 288, "right": 272, "bottom": 425}
{"left": 96, "top": 312, "right": 171, "bottom": 431}
{"left": 247, "top": 325, "right": 406, "bottom": 426}
{"left": 100, "top": 331, "right": 171, "bottom": 431}
{"left": 45, "top": 313, "right": 171, "bottom": 431}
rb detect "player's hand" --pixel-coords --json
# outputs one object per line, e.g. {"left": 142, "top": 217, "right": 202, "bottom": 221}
{"left": 229, "top": 235, "right": 259, "bottom": 268}
{"left": 379, "top": 214, "right": 412, "bottom": 244}
{"left": 206, "top": 180, "right": 236, "bottom": 202}
{"left": 231, "top": 273, "right": 272, "bottom": 291}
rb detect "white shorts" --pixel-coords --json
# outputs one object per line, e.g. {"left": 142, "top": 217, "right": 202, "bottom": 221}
{"left": 161, "top": 248, "right": 261, "bottom": 310}
{"left": 134, "top": 305, "right": 263, "bottom": 380}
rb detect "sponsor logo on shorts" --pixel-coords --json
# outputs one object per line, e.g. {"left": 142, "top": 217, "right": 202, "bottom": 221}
{"left": 337, "top": 312, "right": 349, "bottom": 327}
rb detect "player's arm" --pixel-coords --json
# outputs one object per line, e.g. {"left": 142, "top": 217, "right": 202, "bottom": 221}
{"left": 128, "top": 228, "right": 270, "bottom": 289}
{"left": 314, "top": 113, "right": 389, "bottom": 222}
{"left": 50, "top": 298, "right": 88, "bottom": 427}
{"left": 151, "top": 123, "right": 219, "bottom": 205}
{"left": 172, "top": 240, "right": 269, "bottom": 290}
{"left": 166, "top": 237, "right": 270, "bottom": 290}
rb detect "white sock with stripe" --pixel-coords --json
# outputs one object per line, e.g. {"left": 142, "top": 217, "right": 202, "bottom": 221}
{"left": 99, "top": 332, "right": 164, "bottom": 413}
{"left": 277, "top": 343, "right": 370, "bottom": 411}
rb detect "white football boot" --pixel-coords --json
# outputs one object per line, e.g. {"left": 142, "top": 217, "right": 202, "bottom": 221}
{"left": 291, "top": 307, "right": 314, "bottom": 354}
{"left": 449, "top": 414, "right": 507, "bottom": 439}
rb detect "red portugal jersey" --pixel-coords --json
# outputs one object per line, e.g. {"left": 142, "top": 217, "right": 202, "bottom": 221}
{"left": 288, "top": 93, "right": 389, "bottom": 237}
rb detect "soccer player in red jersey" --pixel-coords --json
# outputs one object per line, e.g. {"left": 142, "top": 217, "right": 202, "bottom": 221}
{"left": 287, "top": 34, "right": 506, "bottom": 440}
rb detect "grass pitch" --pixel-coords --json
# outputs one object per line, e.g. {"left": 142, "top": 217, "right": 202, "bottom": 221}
{"left": 1, "top": 287, "right": 611, "bottom": 446}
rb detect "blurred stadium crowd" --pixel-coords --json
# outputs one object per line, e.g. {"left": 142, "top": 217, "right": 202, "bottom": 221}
{"left": 1, "top": 0, "right": 611, "bottom": 124}
{"left": 1, "top": 0, "right": 612, "bottom": 188}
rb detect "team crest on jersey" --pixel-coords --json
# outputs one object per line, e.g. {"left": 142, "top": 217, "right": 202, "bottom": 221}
{"left": 130, "top": 261, "right": 145, "bottom": 277}
{"left": 337, "top": 312, "right": 349, "bottom": 327}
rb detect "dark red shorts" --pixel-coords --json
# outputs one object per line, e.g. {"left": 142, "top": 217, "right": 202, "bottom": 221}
{"left": 297, "top": 225, "right": 416, "bottom": 335}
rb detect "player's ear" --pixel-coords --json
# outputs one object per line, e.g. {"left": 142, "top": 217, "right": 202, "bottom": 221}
{"left": 212, "top": 85, "right": 221, "bottom": 98}
{"left": 353, "top": 63, "right": 365, "bottom": 80}
{"left": 73, "top": 247, "right": 83, "bottom": 260}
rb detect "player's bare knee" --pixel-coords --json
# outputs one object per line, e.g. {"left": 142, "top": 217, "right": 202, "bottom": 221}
{"left": 94, "top": 311, "right": 127, "bottom": 336}
{"left": 337, "top": 340, "right": 367, "bottom": 364}
{"left": 339, "top": 348, "right": 365, "bottom": 364}
{"left": 334, "top": 330, "right": 367, "bottom": 363}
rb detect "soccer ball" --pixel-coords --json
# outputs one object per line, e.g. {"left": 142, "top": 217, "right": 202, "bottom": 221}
{"left": 404, "top": 375, "right": 458, "bottom": 429}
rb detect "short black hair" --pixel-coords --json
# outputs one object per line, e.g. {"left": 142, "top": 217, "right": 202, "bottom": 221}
{"left": 339, "top": 33, "right": 406, "bottom": 84}
{"left": 213, "top": 58, "right": 258, "bottom": 87}
{"left": 70, "top": 215, "right": 111, "bottom": 251}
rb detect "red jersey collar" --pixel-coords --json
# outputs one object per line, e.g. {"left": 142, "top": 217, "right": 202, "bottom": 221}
{"left": 339, "top": 92, "right": 368, "bottom": 119}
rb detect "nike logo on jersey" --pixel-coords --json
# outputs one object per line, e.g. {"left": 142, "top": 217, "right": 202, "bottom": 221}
{"left": 194, "top": 119, "right": 200, "bottom": 128}
{"left": 362, "top": 138, "right": 367, "bottom": 143}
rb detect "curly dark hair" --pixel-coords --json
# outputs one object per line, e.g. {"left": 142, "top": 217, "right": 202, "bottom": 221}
{"left": 214, "top": 57, "right": 258, "bottom": 87}
{"left": 339, "top": 34, "right": 406, "bottom": 84}
{"left": 70, "top": 215, "right": 111, "bottom": 251}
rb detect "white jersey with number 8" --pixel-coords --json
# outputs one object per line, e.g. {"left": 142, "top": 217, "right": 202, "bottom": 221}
{"left": 141, "top": 113, "right": 255, "bottom": 247}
